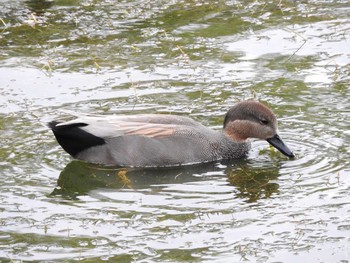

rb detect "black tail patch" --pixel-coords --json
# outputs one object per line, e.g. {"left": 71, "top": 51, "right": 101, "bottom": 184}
{"left": 48, "top": 121, "right": 105, "bottom": 157}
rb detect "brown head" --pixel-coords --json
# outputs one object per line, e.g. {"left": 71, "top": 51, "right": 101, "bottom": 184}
{"left": 223, "top": 101, "right": 294, "bottom": 158}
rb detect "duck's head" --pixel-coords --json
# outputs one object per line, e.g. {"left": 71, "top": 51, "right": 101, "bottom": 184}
{"left": 223, "top": 100, "right": 294, "bottom": 158}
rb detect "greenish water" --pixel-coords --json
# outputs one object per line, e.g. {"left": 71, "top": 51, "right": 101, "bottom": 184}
{"left": 1, "top": 0, "right": 349, "bottom": 262}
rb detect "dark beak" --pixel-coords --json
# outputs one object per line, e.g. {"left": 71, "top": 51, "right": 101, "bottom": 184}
{"left": 266, "top": 134, "right": 294, "bottom": 158}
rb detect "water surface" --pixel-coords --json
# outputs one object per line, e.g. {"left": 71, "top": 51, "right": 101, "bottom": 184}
{"left": 0, "top": 0, "right": 349, "bottom": 262}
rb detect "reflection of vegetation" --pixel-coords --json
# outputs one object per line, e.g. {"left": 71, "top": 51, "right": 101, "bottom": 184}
{"left": 3, "top": 0, "right": 343, "bottom": 72}
{"left": 227, "top": 164, "right": 280, "bottom": 202}
{"left": 156, "top": 247, "right": 207, "bottom": 262}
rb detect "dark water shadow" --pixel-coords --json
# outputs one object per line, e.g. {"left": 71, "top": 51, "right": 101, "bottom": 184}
{"left": 51, "top": 159, "right": 283, "bottom": 202}
{"left": 25, "top": 0, "right": 54, "bottom": 14}
{"left": 225, "top": 162, "right": 281, "bottom": 202}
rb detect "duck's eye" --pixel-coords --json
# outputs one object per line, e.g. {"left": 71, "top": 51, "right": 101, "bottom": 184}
{"left": 260, "top": 119, "right": 269, "bottom": 125}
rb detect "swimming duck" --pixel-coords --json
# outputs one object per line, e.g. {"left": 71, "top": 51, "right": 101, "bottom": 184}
{"left": 49, "top": 100, "right": 294, "bottom": 167}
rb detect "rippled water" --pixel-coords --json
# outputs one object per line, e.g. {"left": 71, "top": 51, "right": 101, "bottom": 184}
{"left": 1, "top": 0, "right": 349, "bottom": 262}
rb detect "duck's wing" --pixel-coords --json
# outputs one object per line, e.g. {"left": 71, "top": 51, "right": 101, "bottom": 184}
{"left": 56, "top": 112, "right": 203, "bottom": 127}
{"left": 51, "top": 118, "right": 180, "bottom": 140}
{"left": 111, "top": 114, "right": 203, "bottom": 127}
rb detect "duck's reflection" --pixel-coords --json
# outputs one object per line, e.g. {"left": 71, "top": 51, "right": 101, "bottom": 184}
{"left": 51, "top": 160, "right": 281, "bottom": 202}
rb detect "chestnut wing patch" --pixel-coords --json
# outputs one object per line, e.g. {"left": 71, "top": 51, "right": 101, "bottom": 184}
{"left": 119, "top": 122, "right": 176, "bottom": 138}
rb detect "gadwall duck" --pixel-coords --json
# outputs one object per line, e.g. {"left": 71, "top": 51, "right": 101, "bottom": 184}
{"left": 49, "top": 100, "right": 294, "bottom": 167}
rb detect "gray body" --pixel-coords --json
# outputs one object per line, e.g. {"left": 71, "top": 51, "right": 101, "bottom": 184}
{"left": 77, "top": 122, "right": 250, "bottom": 167}
{"left": 49, "top": 101, "right": 294, "bottom": 167}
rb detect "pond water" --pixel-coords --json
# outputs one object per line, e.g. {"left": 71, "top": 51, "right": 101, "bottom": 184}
{"left": 1, "top": 0, "right": 350, "bottom": 262}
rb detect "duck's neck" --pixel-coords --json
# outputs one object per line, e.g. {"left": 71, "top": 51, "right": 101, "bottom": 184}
{"left": 218, "top": 131, "right": 251, "bottom": 159}
{"left": 223, "top": 129, "right": 247, "bottom": 143}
